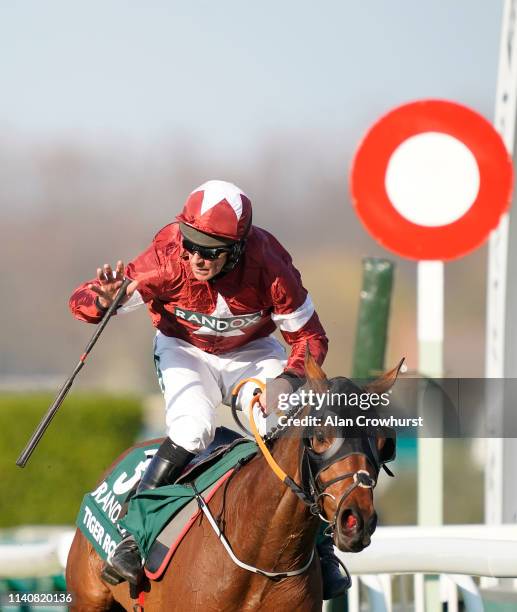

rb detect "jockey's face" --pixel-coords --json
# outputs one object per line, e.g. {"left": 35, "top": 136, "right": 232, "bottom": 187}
{"left": 188, "top": 251, "right": 228, "bottom": 281}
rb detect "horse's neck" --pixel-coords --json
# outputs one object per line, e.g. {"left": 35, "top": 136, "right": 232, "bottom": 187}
{"left": 235, "top": 433, "right": 319, "bottom": 566}
{"left": 271, "top": 433, "right": 319, "bottom": 542}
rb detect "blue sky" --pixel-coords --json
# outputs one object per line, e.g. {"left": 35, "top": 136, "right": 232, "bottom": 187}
{"left": 0, "top": 1, "right": 504, "bottom": 381}
{"left": 0, "top": 1, "right": 503, "bottom": 154}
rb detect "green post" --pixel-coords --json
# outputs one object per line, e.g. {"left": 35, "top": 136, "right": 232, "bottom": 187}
{"left": 325, "top": 257, "right": 394, "bottom": 612}
{"left": 352, "top": 257, "right": 394, "bottom": 379}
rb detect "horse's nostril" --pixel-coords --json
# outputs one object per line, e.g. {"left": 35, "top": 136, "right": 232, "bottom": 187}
{"left": 340, "top": 509, "right": 359, "bottom": 533}
{"left": 345, "top": 513, "right": 358, "bottom": 530}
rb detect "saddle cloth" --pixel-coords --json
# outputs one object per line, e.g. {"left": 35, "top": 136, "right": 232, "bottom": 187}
{"left": 76, "top": 427, "right": 257, "bottom": 577}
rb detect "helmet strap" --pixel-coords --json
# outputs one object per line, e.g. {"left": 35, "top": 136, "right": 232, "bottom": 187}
{"left": 210, "top": 239, "right": 246, "bottom": 281}
{"left": 208, "top": 217, "right": 251, "bottom": 281}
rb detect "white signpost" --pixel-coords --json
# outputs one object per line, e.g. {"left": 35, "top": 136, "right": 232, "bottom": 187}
{"left": 350, "top": 98, "right": 512, "bottom": 609}
{"left": 485, "top": 0, "right": 517, "bottom": 591}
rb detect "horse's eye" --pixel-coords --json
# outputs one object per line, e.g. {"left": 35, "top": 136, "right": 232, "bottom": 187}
{"left": 315, "top": 429, "right": 325, "bottom": 443}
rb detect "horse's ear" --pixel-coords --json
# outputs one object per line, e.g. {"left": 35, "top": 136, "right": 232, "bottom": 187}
{"left": 364, "top": 358, "right": 405, "bottom": 395}
{"left": 305, "top": 343, "right": 327, "bottom": 380}
{"left": 305, "top": 342, "right": 327, "bottom": 391}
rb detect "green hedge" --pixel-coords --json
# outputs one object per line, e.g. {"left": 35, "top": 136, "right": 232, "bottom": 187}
{"left": 0, "top": 393, "right": 143, "bottom": 527}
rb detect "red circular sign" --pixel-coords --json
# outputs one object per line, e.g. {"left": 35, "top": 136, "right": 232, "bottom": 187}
{"left": 350, "top": 99, "right": 514, "bottom": 260}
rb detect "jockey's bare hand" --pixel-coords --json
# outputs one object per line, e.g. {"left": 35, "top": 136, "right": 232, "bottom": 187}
{"left": 88, "top": 260, "right": 139, "bottom": 309}
{"left": 258, "top": 377, "right": 293, "bottom": 415}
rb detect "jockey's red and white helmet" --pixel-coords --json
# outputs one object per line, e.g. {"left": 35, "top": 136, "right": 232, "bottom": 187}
{"left": 177, "top": 180, "right": 252, "bottom": 247}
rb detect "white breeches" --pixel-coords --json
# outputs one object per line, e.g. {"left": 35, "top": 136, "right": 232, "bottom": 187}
{"left": 153, "top": 332, "right": 286, "bottom": 453}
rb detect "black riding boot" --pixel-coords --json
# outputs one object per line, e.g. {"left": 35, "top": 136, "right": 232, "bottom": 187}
{"left": 317, "top": 537, "right": 350, "bottom": 600}
{"left": 107, "top": 439, "right": 194, "bottom": 584}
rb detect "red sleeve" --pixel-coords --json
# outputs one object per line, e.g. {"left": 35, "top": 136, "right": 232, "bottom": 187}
{"left": 69, "top": 241, "right": 165, "bottom": 324}
{"left": 125, "top": 241, "right": 165, "bottom": 303}
{"left": 270, "top": 260, "right": 328, "bottom": 377}
{"left": 68, "top": 278, "right": 107, "bottom": 324}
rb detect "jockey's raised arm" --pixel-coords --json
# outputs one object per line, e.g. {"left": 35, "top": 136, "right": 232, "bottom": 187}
{"left": 68, "top": 259, "right": 142, "bottom": 322}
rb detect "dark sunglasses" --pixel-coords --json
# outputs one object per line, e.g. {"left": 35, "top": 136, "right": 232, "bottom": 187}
{"left": 182, "top": 238, "right": 232, "bottom": 260}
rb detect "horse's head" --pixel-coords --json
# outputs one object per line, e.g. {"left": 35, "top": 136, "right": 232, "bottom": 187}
{"left": 300, "top": 352, "right": 402, "bottom": 553}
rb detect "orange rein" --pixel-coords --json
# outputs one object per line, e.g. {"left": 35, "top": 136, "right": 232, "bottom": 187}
{"left": 231, "top": 378, "right": 291, "bottom": 484}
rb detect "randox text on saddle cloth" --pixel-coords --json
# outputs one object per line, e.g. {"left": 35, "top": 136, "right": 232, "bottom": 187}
{"left": 76, "top": 442, "right": 161, "bottom": 559}
{"left": 76, "top": 439, "right": 258, "bottom": 562}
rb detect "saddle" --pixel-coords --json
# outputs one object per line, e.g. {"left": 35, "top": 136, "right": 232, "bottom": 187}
{"left": 142, "top": 427, "right": 252, "bottom": 577}
{"left": 76, "top": 427, "right": 257, "bottom": 579}
{"left": 176, "top": 426, "right": 245, "bottom": 482}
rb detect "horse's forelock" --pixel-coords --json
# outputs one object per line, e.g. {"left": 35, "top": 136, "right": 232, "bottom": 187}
{"left": 320, "top": 376, "right": 379, "bottom": 420}
{"left": 328, "top": 376, "right": 363, "bottom": 395}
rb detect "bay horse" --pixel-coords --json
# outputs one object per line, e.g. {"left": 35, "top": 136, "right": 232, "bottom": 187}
{"left": 66, "top": 353, "right": 401, "bottom": 611}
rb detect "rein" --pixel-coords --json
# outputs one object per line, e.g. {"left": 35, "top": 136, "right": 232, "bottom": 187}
{"left": 233, "top": 380, "right": 317, "bottom": 507}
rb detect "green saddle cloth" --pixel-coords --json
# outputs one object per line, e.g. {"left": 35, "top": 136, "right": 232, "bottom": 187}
{"left": 76, "top": 439, "right": 257, "bottom": 561}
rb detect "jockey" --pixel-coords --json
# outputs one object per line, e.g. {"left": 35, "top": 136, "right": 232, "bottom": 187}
{"left": 69, "top": 179, "right": 347, "bottom": 599}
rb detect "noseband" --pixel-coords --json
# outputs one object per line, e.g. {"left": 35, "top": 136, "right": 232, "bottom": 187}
{"left": 300, "top": 436, "right": 379, "bottom": 536}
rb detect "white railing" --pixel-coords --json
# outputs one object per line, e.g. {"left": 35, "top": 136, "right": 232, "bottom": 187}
{"left": 329, "top": 525, "right": 517, "bottom": 612}
{"left": 2, "top": 525, "right": 517, "bottom": 611}
{"left": 0, "top": 527, "right": 75, "bottom": 578}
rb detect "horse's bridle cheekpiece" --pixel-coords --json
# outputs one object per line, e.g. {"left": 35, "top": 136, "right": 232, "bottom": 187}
{"left": 300, "top": 428, "right": 389, "bottom": 536}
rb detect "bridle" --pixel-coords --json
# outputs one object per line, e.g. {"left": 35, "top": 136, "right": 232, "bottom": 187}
{"left": 231, "top": 379, "right": 396, "bottom": 538}
{"left": 300, "top": 432, "right": 389, "bottom": 537}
